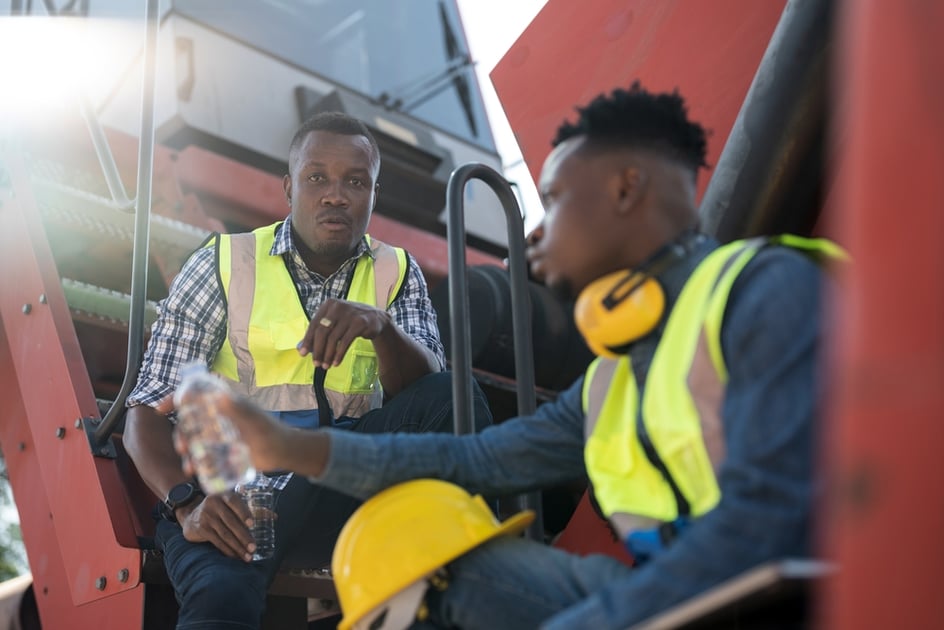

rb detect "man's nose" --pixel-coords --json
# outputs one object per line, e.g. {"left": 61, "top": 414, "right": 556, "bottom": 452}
{"left": 321, "top": 180, "right": 347, "bottom": 206}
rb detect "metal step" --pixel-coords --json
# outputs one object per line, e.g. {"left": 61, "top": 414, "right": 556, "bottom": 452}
{"left": 62, "top": 277, "right": 159, "bottom": 328}
{"left": 31, "top": 176, "right": 210, "bottom": 269}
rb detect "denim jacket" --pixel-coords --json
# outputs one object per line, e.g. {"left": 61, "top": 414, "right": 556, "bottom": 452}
{"left": 314, "top": 237, "right": 826, "bottom": 629}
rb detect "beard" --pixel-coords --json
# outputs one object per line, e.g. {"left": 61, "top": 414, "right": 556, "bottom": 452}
{"left": 291, "top": 222, "right": 359, "bottom": 267}
{"left": 310, "top": 238, "right": 356, "bottom": 260}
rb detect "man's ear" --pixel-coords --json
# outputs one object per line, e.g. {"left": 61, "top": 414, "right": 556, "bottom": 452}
{"left": 282, "top": 174, "right": 292, "bottom": 206}
{"left": 372, "top": 182, "right": 380, "bottom": 212}
{"left": 615, "top": 166, "right": 648, "bottom": 215}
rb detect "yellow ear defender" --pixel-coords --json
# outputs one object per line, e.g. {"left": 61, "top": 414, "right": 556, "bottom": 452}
{"left": 575, "top": 270, "right": 666, "bottom": 358}
{"left": 574, "top": 231, "right": 703, "bottom": 358}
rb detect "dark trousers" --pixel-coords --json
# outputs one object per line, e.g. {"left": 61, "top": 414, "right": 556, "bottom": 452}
{"left": 156, "top": 372, "right": 492, "bottom": 629}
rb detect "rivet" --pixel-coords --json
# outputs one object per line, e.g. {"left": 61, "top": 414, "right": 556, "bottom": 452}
{"left": 39, "top": 293, "right": 47, "bottom": 304}
{"left": 55, "top": 427, "right": 65, "bottom": 439}
{"left": 17, "top": 442, "right": 25, "bottom": 451}
{"left": 95, "top": 576, "right": 106, "bottom": 591}
{"left": 117, "top": 568, "right": 129, "bottom": 583}
{"left": 22, "top": 303, "right": 31, "bottom": 314}
{"left": 74, "top": 419, "right": 82, "bottom": 429}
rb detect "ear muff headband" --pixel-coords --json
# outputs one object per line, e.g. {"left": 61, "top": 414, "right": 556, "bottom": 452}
{"left": 574, "top": 231, "right": 703, "bottom": 358}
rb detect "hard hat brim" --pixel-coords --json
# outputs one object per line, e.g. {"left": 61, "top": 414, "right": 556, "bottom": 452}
{"left": 337, "top": 508, "right": 535, "bottom": 630}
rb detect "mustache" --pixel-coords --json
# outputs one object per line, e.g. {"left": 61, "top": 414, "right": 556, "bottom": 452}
{"left": 317, "top": 211, "right": 351, "bottom": 225}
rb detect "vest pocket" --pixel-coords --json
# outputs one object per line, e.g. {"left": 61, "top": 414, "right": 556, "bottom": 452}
{"left": 344, "top": 349, "right": 379, "bottom": 393}
{"left": 653, "top": 429, "right": 719, "bottom": 515}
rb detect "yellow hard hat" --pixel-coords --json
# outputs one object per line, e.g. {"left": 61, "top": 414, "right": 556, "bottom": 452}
{"left": 332, "top": 479, "right": 535, "bottom": 630}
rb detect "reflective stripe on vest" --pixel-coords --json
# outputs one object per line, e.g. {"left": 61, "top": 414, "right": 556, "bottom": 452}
{"left": 583, "top": 236, "right": 835, "bottom": 539}
{"left": 211, "top": 223, "right": 407, "bottom": 418}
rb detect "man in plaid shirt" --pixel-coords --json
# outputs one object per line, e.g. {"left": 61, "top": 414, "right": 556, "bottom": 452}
{"left": 123, "top": 111, "right": 492, "bottom": 629}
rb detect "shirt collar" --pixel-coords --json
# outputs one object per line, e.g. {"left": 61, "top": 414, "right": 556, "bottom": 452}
{"left": 271, "top": 216, "right": 373, "bottom": 264}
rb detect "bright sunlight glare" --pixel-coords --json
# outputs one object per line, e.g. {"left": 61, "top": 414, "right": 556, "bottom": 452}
{"left": 0, "top": 17, "right": 138, "bottom": 123}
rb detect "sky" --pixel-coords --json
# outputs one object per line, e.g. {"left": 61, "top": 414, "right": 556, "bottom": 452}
{"left": 455, "top": 0, "right": 550, "bottom": 235}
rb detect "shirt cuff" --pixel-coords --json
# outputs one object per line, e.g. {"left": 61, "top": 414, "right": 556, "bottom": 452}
{"left": 306, "top": 429, "right": 388, "bottom": 500}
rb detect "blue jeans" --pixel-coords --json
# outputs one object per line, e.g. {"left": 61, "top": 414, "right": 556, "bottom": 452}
{"left": 416, "top": 536, "right": 632, "bottom": 630}
{"left": 156, "top": 371, "right": 493, "bottom": 629}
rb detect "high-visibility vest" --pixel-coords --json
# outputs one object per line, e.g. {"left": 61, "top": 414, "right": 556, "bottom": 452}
{"left": 211, "top": 223, "right": 408, "bottom": 420}
{"left": 582, "top": 235, "right": 843, "bottom": 540}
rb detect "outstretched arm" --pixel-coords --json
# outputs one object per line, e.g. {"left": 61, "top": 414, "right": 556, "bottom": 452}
{"left": 177, "top": 376, "right": 590, "bottom": 501}
{"left": 171, "top": 392, "right": 333, "bottom": 478}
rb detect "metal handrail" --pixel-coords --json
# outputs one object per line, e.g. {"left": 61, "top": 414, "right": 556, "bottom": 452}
{"left": 79, "top": 94, "right": 135, "bottom": 213}
{"left": 445, "top": 162, "right": 544, "bottom": 540}
{"left": 92, "top": 0, "right": 160, "bottom": 448}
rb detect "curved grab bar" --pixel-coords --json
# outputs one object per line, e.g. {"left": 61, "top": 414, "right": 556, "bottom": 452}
{"left": 445, "top": 162, "right": 543, "bottom": 539}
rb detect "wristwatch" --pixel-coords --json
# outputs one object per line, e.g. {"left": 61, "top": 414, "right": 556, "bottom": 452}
{"left": 160, "top": 482, "right": 203, "bottom": 523}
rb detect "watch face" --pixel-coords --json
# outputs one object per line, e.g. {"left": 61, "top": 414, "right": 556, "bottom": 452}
{"left": 167, "top": 483, "right": 195, "bottom": 506}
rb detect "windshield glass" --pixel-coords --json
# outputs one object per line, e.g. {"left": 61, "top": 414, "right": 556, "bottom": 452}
{"left": 174, "top": 0, "right": 496, "bottom": 150}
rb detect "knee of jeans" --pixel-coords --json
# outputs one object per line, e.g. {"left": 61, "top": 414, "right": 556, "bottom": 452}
{"left": 439, "top": 372, "right": 494, "bottom": 432}
{"left": 411, "top": 371, "right": 493, "bottom": 432}
{"left": 180, "top": 567, "right": 267, "bottom": 622}
{"left": 405, "top": 371, "right": 455, "bottom": 410}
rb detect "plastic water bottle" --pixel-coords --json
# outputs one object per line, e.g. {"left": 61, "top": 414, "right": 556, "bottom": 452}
{"left": 173, "top": 362, "right": 255, "bottom": 494}
{"left": 237, "top": 473, "right": 276, "bottom": 561}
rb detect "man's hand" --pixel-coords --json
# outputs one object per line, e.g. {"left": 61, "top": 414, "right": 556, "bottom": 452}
{"left": 170, "top": 393, "right": 331, "bottom": 479}
{"left": 177, "top": 491, "right": 257, "bottom": 562}
{"left": 297, "top": 298, "right": 392, "bottom": 369}
{"left": 170, "top": 394, "right": 293, "bottom": 474}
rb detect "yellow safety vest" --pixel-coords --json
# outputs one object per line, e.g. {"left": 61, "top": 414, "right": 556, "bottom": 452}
{"left": 582, "top": 235, "right": 843, "bottom": 540}
{"left": 211, "top": 223, "right": 408, "bottom": 419}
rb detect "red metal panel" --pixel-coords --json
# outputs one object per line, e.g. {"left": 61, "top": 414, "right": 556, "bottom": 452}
{"left": 0, "top": 324, "right": 145, "bottom": 628}
{"left": 175, "top": 144, "right": 287, "bottom": 228}
{"left": 818, "top": 1, "right": 944, "bottom": 628}
{"left": 490, "top": 0, "right": 786, "bottom": 202}
{"left": 552, "top": 490, "right": 634, "bottom": 567}
{"left": 0, "top": 157, "right": 143, "bottom": 607}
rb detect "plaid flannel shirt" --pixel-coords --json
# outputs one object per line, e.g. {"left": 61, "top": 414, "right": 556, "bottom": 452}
{"left": 128, "top": 217, "right": 446, "bottom": 489}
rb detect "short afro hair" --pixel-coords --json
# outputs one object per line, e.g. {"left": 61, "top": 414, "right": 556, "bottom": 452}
{"left": 288, "top": 111, "right": 380, "bottom": 171}
{"left": 553, "top": 81, "right": 708, "bottom": 172}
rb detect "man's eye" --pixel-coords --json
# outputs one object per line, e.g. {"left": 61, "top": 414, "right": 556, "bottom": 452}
{"left": 349, "top": 178, "right": 364, "bottom": 187}
{"left": 308, "top": 174, "right": 325, "bottom": 182}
